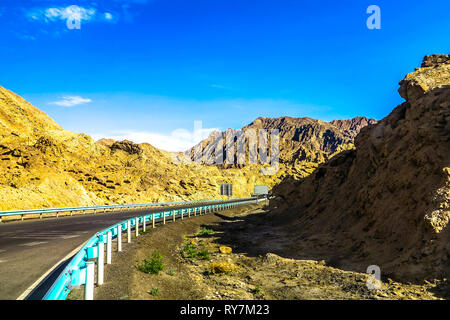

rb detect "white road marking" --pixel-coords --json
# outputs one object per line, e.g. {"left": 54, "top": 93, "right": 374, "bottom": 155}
{"left": 21, "top": 241, "right": 48, "bottom": 247}
{"left": 61, "top": 235, "right": 80, "bottom": 239}
{"left": 0, "top": 249, "right": 6, "bottom": 254}
{"left": 0, "top": 260, "right": 7, "bottom": 263}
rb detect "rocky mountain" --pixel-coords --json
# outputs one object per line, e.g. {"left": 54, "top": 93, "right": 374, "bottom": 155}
{"left": 185, "top": 115, "right": 377, "bottom": 180}
{"left": 330, "top": 117, "right": 378, "bottom": 139}
{"left": 270, "top": 55, "right": 450, "bottom": 282}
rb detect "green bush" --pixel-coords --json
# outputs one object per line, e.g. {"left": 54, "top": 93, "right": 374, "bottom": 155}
{"left": 138, "top": 250, "right": 164, "bottom": 275}
{"left": 181, "top": 239, "right": 211, "bottom": 260}
{"left": 149, "top": 287, "right": 159, "bottom": 296}
{"left": 197, "top": 248, "right": 211, "bottom": 260}
{"left": 181, "top": 240, "right": 198, "bottom": 259}
{"left": 198, "top": 228, "right": 214, "bottom": 236}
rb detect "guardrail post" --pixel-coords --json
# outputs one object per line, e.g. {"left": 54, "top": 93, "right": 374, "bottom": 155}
{"left": 21, "top": 214, "right": 24, "bottom": 221}
{"left": 163, "top": 211, "right": 166, "bottom": 225}
{"left": 107, "top": 231, "right": 112, "bottom": 264}
{"left": 40, "top": 213, "right": 43, "bottom": 220}
{"left": 117, "top": 225, "right": 122, "bottom": 252}
{"left": 84, "top": 261, "right": 95, "bottom": 300}
{"left": 97, "top": 240, "right": 104, "bottom": 285}
{"left": 127, "top": 222, "right": 131, "bottom": 243}
{"left": 143, "top": 216, "right": 146, "bottom": 232}
{"left": 181, "top": 209, "right": 184, "bottom": 220}
{"left": 173, "top": 210, "right": 176, "bottom": 222}
{"left": 56, "top": 212, "right": 59, "bottom": 218}
{"left": 194, "top": 207, "right": 197, "bottom": 217}
{"left": 135, "top": 217, "right": 139, "bottom": 237}
{"left": 188, "top": 208, "right": 191, "bottom": 218}
{"left": 152, "top": 213, "right": 155, "bottom": 228}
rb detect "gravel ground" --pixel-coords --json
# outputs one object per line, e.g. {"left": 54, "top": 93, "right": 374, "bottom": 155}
{"left": 68, "top": 204, "right": 448, "bottom": 300}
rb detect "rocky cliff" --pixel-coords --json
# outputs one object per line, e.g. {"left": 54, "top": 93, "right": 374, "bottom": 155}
{"left": 271, "top": 55, "right": 450, "bottom": 282}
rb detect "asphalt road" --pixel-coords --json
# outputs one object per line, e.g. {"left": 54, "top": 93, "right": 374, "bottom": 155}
{"left": 0, "top": 200, "right": 239, "bottom": 300}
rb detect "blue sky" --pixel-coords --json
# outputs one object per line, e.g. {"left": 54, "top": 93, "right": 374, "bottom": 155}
{"left": 0, "top": 0, "right": 449, "bottom": 151}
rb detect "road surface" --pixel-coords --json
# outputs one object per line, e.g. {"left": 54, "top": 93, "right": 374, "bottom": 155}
{"left": 0, "top": 200, "right": 236, "bottom": 300}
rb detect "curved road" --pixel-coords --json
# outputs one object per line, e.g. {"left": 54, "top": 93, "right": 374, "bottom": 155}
{"left": 0, "top": 200, "right": 239, "bottom": 300}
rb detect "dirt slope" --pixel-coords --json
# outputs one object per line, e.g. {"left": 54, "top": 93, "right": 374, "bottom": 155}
{"left": 271, "top": 55, "right": 450, "bottom": 282}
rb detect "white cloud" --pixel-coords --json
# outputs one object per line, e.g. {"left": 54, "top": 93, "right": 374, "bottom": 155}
{"left": 50, "top": 96, "right": 92, "bottom": 107}
{"left": 91, "top": 127, "right": 219, "bottom": 152}
{"left": 27, "top": 5, "right": 111, "bottom": 24}
{"left": 104, "top": 12, "right": 114, "bottom": 20}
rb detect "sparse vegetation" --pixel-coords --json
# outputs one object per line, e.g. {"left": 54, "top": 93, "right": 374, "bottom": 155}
{"left": 198, "top": 228, "right": 214, "bottom": 236}
{"left": 149, "top": 287, "right": 159, "bottom": 296}
{"left": 181, "top": 240, "right": 198, "bottom": 259}
{"left": 197, "top": 248, "right": 211, "bottom": 260}
{"left": 181, "top": 239, "right": 211, "bottom": 260}
{"left": 137, "top": 250, "right": 164, "bottom": 275}
{"left": 167, "top": 267, "right": 175, "bottom": 276}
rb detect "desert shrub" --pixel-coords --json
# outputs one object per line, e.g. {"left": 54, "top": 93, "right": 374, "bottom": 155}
{"left": 149, "top": 287, "right": 159, "bottom": 296}
{"left": 138, "top": 250, "right": 164, "bottom": 275}
{"left": 198, "top": 228, "right": 214, "bottom": 236}
{"left": 181, "top": 240, "right": 198, "bottom": 259}
{"left": 197, "top": 248, "right": 211, "bottom": 260}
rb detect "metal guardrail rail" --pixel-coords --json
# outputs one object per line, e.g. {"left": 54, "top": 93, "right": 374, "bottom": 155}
{"left": 35, "top": 197, "right": 261, "bottom": 300}
{"left": 0, "top": 200, "right": 211, "bottom": 222}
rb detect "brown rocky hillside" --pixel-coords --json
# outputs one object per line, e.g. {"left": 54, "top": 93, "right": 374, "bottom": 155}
{"left": 270, "top": 55, "right": 450, "bottom": 282}
{"left": 0, "top": 86, "right": 278, "bottom": 210}
{"left": 330, "top": 117, "right": 378, "bottom": 139}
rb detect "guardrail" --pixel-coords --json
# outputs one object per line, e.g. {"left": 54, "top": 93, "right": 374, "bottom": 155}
{"left": 0, "top": 200, "right": 214, "bottom": 222}
{"left": 40, "top": 197, "right": 263, "bottom": 300}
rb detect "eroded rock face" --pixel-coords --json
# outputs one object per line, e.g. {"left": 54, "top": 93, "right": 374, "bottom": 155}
{"left": 271, "top": 55, "right": 450, "bottom": 282}
{"left": 330, "top": 117, "right": 378, "bottom": 139}
{"left": 421, "top": 54, "right": 450, "bottom": 68}
{"left": 110, "top": 140, "right": 142, "bottom": 155}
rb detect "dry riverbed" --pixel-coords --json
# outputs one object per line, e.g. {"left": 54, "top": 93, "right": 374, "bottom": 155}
{"left": 68, "top": 204, "right": 446, "bottom": 300}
